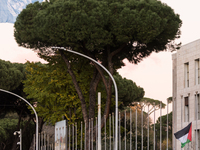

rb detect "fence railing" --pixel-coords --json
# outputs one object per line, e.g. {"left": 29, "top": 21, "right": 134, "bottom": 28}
{"left": 34, "top": 103, "right": 172, "bottom": 150}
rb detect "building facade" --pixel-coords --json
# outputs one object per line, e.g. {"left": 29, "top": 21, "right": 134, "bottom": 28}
{"left": 172, "top": 39, "right": 200, "bottom": 150}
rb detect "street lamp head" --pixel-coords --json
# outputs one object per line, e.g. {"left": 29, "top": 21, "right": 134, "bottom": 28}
{"left": 14, "top": 131, "right": 20, "bottom": 135}
{"left": 51, "top": 46, "right": 66, "bottom": 51}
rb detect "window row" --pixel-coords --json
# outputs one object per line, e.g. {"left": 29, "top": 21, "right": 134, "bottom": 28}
{"left": 184, "top": 95, "right": 200, "bottom": 122}
{"left": 184, "top": 59, "right": 200, "bottom": 88}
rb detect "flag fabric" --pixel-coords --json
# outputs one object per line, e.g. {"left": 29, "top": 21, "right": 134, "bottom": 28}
{"left": 174, "top": 122, "right": 192, "bottom": 148}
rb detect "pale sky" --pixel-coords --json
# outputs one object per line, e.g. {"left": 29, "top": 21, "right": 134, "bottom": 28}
{"left": 0, "top": 0, "right": 200, "bottom": 120}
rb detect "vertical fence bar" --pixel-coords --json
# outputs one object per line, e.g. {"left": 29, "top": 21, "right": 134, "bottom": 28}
{"left": 73, "top": 124, "right": 74, "bottom": 150}
{"left": 167, "top": 99, "right": 169, "bottom": 150}
{"left": 66, "top": 125, "right": 68, "bottom": 150}
{"left": 96, "top": 117, "right": 98, "bottom": 150}
{"left": 112, "top": 112, "right": 114, "bottom": 149}
{"left": 39, "top": 133, "right": 40, "bottom": 150}
{"left": 119, "top": 112, "right": 121, "bottom": 150}
{"left": 195, "top": 92, "right": 198, "bottom": 150}
{"left": 85, "top": 120, "right": 86, "bottom": 150}
{"left": 98, "top": 92, "right": 101, "bottom": 150}
{"left": 109, "top": 114, "right": 111, "bottom": 150}
{"left": 160, "top": 101, "right": 162, "bottom": 150}
{"left": 81, "top": 121, "right": 83, "bottom": 150}
{"left": 104, "top": 115, "right": 106, "bottom": 150}
{"left": 124, "top": 110, "right": 126, "bottom": 150}
{"left": 153, "top": 103, "right": 155, "bottom": 150}
{"left": 181, "top": 95, "right": 183, "bottom": 150}
{"left": 141, "top": 106, "right": 143, "bottom": 150}
{"left": 89, "top": 119, "right": 91, "bottom": 150}
{"left": 76, "top": 122, "right": 77, "bottom": 150}
{"left": 92, "top": 118, "right": 94, "bottom": 150}
{"left": 130, "top": 108, "right": 132, "bottom": 150}
{"left": 136, "top": 106, "right": 137, "bottom": 150}
{"left": 147, "top": 105, "right": 149, "bottom": 150}
{"left": 69, "top": 125, "right": 71, "bottom": 150}
{"left": 173, "top": 98, "right": 175, "bottom": 150}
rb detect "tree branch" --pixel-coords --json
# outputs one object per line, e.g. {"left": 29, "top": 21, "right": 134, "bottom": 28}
{"left": 59, "top": 50, "right": 89, "bottom": 121}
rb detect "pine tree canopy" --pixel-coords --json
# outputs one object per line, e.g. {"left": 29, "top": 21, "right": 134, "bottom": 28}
{"left": 14, "top": 0, "right": 182, "bottom": 65}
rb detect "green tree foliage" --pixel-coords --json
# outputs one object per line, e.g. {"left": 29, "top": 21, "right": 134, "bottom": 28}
{"left": 139, "top": 97, "right": 166, "bottom": 115}
{"left": 0, "top": 113, "right": 35, "bottom": 150}
{"left": 118, "top": 106, "right": 154, "bottom": 150}
{"left": 114, "top": 74, "right": 144, "bottom": 109}
{"left": 0, "top": 117, "right": 18, "bottom": 150}
{"left": 23, "top": 61, "right": 144, "bottom": 124}
{"left": 0, "top": 59, "right": 24, "bottom": 91}
{"left": 14, "top": 0, "right": 182, "bottom": 125}
{"left": 154, "top": 111, "right": 173, "bottom": 149}
{"left": 0, "top": 59, "right": 39, "bottom": 150}
{"left": 0, "top": 59, "right": 27, "bottom": 116}
{"left": 23, "top": 61, "right": 84, "bottom": 124}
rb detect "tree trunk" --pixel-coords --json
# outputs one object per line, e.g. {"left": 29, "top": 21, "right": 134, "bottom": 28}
{"left": 89, "top": 71, "right": 101, "bottom": 119}
{"left": 29, "top": 117, "right": 44, "bottom": 150}
{"left": 59, "top": 48, "right": 117, "bottom": 149}
{"left": 60, "top": 50, "right": 89, "bottom": 122}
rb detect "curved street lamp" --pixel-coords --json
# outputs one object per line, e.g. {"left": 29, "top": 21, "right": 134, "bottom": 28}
{"left": 0, "top": 89, "right": 39, "bottom": 150}
{"left": 52, "top": 46, "right": 119, "bottom": 150}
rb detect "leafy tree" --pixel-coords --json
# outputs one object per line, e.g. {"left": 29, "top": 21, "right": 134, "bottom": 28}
{"left": 23, "top": 61, "right": 144, "bottom": 124}
{"left": 138, "top": 97, "right": 166, "bottom": 115}
{"left": 0, "top": 117, "right": 18, "bottom": 150}
{"left": 115, "top": 74, "right": 144, "bottom": 109}
{"left": 0, "top": 114, "right": 35, "bottom": 150}
{"left": 0, "top": 59, "right": 24, "bottom": 91}
{"left": 23, "top": 61, "right": 84, "bottom": 124}
{"left": 0, "top": 59, "right": 42, "bottom": 150}
{"left": 14, "top": 0, "right": 182, "bottom": 144}
{"left": 118, "top": 105, "right": 154, "bottom": 149}
{"left": 154, "top": 111, "right": 173, "bottom": 149}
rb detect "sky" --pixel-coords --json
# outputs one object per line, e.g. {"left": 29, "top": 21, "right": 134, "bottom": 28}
{"left": 0, "top": 0, "right": 200, "bottom": 120}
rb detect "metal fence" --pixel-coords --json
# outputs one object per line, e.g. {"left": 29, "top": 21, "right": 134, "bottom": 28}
{"left": 34, "top": 102, "right": 172, "bottom": 150}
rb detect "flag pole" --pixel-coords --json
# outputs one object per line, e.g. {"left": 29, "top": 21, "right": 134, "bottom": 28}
{"left": 181, "top": 95, "right": 183, "bottom": 150}
{"left": 160, "top": 101, "right": 162, "bottom": 150}
{"left": 135, "top": 105, "right": 137, "bottom": 150}
{"left": 167, "top": 99, "right": 168, "bottom": 150}
{"left": 130, "top": 107, "right": 132, "bottom": 150}
{"left": 147, "top": 104, "right": 149, "bottom": 150}
{"left": 173, "top": 98, "right": 175, "bottom": 150}
{"left": 154, "top": 103, "right": 155, "bottom": 150}
{"left": 141, "top": 104, "right": 143, "bottom": 150}
{"left": 195, "top": 91, "right": 198, "bottom": 150}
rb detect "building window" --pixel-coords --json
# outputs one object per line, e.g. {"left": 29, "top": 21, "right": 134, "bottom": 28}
{"left": 184, "top": 97, "right": 189, "bottom": 122}
{"left": 198, "top": 129, "right": 200, "bottom": 150}
{"left": 184, "top": 63, "right": 189, "bottom": 87}
{"left": 195, "top": 59, "right": 200, "bottom": 85}
{"left": 197, "top": 94, "right": 200, "bottom": 120}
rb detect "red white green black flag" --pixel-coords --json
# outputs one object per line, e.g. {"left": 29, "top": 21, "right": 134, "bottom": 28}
{"left": 174, "top": 122, "right": 192, "bottom": 148}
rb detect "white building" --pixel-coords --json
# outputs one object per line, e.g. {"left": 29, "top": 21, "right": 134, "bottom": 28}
{"left": 172, "top": 39, "right": 200, "bottom": 150}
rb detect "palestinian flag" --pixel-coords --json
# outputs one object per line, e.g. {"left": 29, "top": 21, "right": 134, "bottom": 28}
{"left": 174, "top": 122, "right": 192, "bottom": 148}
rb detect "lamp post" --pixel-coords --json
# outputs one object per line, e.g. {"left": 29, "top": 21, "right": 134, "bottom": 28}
{"left": 0, "top": 89, "right": 39, "bottom": 150}
{"left": 14, "top": 129, "right": 22, "bottom": 150}
{"left": 52, "top": 46, "right": 119, "bottom": 150}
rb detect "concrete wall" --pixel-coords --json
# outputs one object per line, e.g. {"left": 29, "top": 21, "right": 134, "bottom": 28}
{"left": 172, "top": 39, "right": 200, "bottom": 150}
